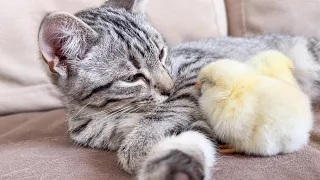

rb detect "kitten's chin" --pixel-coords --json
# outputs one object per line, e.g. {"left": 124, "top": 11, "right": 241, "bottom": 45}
{"left": 154, "top": 94, "right": 169, "bottom": 104}
{"left": 151, "top": 90, "right": 170, "bottom": 103}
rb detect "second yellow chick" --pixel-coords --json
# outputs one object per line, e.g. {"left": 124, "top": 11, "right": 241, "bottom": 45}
{"left": 246, "top": 50, "right": 299, "bottom": 87}
{"left": 197, "top": 59, "right": 314, "bottom": 156}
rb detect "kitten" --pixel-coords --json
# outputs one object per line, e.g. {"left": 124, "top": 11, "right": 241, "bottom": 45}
{"left": 38, "top": 0, "right": 320, "bottom": 179}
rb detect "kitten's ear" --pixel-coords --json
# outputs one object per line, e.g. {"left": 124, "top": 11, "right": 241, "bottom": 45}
{"left": 38, "top": 12, "right": 98, "bottom": 74}
{"left": 106, "top": 0, "right": 148, "bottom": 13}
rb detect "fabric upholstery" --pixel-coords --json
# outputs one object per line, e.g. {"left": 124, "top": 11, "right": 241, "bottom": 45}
{"left": 0, "top": 0, "right": 227, "bottom": 115}
{"left": 225, "top": 0, "right": 320, "bottom": 38}
{"left": 147, "top": 0, "right": 227, "bottom": 46}
{"left": 0, "top": 108, "right": 319, "bottom": 180}
{"left": 2, "top": 1, "right": 320, "bottom": 179}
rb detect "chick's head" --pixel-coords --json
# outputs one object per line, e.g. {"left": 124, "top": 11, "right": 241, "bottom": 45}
{"left": 197, "top": 59, "right": 256, "bottom": 93}
{"left": 248, "top": 50, "right": 295, "bottom": 81}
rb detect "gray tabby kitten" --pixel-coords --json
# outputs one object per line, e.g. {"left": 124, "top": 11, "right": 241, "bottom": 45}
{"left": 38, "top": 0, "right": 320, "bottom": 180}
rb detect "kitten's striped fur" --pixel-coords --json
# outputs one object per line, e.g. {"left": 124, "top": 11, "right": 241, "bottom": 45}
{"left": 38, "top": 1, "right": 320, "bottom": 179}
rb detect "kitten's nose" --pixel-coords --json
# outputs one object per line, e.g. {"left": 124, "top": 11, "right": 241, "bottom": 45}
{"left": 154, "top": 71, "right": 174, "bottom": 96}
{"left": 155, "top": 83, "right": 173, "bottom": 96}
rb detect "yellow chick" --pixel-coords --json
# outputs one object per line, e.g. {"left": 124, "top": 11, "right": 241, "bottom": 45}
{"left": 197, "top": 59, "right": 314, "bottom": 156}
{"left": 246, "top": 50, "right": 299, "bottom": 87}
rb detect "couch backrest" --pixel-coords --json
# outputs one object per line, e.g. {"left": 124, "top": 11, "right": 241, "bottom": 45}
{"left": 226, "top": 0, "right": 320, "bottom": 38}
{"left": 0, "top": 0, "right": 227, "bottom": 115}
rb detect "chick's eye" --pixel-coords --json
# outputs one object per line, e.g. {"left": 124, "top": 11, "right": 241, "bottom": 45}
{"left": 289, "top": 66, "right": 294, "bottom": 72}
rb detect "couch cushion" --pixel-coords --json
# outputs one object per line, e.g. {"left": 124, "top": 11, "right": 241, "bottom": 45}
{"left": 226, "top": 0, "right": 320, "bottom": 38}
{"left": 147, "top": 0, "right": 227, "bottom": 46}
{"left": 0, "top": 109, "right": 130, "bottom": 180}
{"left": 0, "top": 0, "right": 227, "bottom": 116}
{"left": 0, "top": 108, "right": 319, "bottom": 180}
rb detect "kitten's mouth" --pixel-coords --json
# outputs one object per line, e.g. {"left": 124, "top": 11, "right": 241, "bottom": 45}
{"left": 158, "top": 95, "right": 170, "bottom": 103}
{"left": 152, "top": 93, "right": 170, "bottom": 104}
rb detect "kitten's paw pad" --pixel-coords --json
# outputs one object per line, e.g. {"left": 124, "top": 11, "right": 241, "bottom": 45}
{"left": 172, "top": 172, "right": 190, "bottom": 180}
{"left": 138, "top": 150, "right": 204, "bottom": 180}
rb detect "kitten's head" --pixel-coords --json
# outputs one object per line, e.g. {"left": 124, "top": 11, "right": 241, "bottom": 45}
{"left": 38, "top": 0, "right": 173, "bottom": 111}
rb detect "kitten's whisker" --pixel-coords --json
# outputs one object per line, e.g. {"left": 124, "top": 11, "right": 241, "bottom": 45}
{"left": 108, "top": 106, "right": 136, "bottom": 117}
{"left": 83, "top": 101, "right": 133, "bottom": 118}
{"left": 80, "top": 99, "right": 155, "bottom": 121}
{"left": 100, "top": 104, "right": 135, "bottom": 119}
{"left": 117, "top": 107, "right": 137, "bottom": 116}
{"left": 68, "top": 100, "right": 94, "bottom": 121}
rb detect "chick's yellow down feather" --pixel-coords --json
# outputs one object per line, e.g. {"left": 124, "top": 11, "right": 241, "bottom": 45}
{"left": 246, "top": 50, "right": 298, "bottom": 87}
{"left": 197, "top": 59, "right": 314, "bottom": 156}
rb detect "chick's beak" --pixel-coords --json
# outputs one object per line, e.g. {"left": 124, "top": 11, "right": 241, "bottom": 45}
{"left": 196, "top": 82, "right": 202, "bottom": 89}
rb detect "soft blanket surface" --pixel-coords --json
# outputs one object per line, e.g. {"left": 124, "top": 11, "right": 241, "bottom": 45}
{"left": 0, "top": 108, "right": 319, "bottom": 180}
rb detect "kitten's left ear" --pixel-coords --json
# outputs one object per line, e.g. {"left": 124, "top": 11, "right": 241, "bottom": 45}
{"left": 38, "top": 12, "right": 99, "bottom": 74}
{"left": 106, "top": 0, "right": 148, "bottom": 13}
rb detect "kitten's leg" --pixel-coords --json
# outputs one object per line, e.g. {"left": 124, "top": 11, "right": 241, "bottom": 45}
{"left": 137, "top": 131, "right": 216, "bottom": 180}
{"left": 117, "top": 120, "right": 216, "bottom": 180}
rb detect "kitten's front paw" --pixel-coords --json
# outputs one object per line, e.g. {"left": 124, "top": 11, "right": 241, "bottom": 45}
{"left": 138, "top": 150, "right": 205, "bottom": 180}
{"left": 117, "top": 143, "right": 143, "bottom": 174}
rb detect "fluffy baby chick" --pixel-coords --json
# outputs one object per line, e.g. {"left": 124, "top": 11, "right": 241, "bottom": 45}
{"left": 197, "top": 59, "right": 314, "bottom": 156}
{"left": 246, "top": 50, "right": 299, "bottom": 87}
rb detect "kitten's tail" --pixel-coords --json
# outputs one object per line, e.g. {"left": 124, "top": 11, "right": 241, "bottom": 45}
{"left": 138, "top": 131, "right": 216, "bottom": 180}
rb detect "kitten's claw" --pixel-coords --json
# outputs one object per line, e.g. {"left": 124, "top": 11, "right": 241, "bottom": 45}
{"left": 172, "top": 172, "right": 190, "bottom": 180}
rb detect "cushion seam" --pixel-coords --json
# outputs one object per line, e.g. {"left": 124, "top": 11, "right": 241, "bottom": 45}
{"left": 241, "top": 0, "right": 247, "bottom": 36}
{"left": 210, "top": 0, "right": 221, "bottom": 36}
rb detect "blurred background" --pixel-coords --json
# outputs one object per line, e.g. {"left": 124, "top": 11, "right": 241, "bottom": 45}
{"left": 1, "top": 0, "right": 320, "bottom": 115}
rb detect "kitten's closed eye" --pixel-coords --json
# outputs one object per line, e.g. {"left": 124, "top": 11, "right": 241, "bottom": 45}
{"left": 159, "top": 48, "right": 167, "bottom": 64}
{"left": 122, "top": 73, "right": 149, "bottom": 84}
{"left": 159, "top": 48, "right": 165, "bottom": 60}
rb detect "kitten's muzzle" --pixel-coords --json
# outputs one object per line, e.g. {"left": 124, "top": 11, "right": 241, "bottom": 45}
{"left": 154, "top": 71, "right": 174, "bottom": 97}
{"left": 154, "top": 80, "right": 174, "bottom": 96}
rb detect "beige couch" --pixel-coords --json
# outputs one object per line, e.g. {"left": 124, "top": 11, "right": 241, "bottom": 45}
{"left": 0, "top": 0, "right": 319, "bottom": 179}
